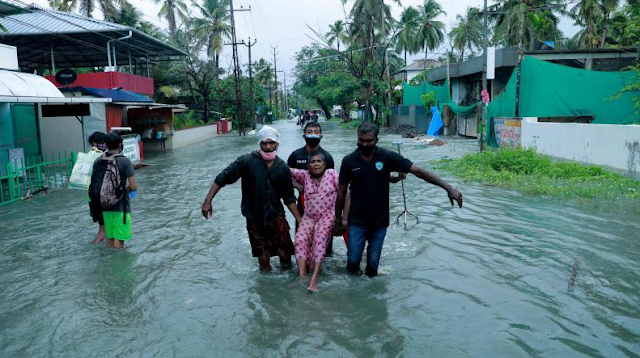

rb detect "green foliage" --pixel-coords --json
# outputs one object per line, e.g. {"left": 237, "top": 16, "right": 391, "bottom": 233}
{"left": 420, "top": 91, "right": 436, "bottom": 107}
{"left": 340, "top": 120, "right": 362, "bottom": 130}
{"left": 173, "top": 111, "right": 204, "bottom": 130}
{"left": 435, "top": 148, "right": 640, "bottom": 199}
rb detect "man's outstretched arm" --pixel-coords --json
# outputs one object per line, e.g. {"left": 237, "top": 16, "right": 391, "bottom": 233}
{"left": 202, "top": 183, "right": 222, "bottom": 219}
{"left": 409, "top": 164, "right": 463, "bottom": 208}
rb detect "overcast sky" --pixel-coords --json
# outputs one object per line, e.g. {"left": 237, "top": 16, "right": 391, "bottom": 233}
{"left": 32, "top": 0, "right": 578, "bottom": 84}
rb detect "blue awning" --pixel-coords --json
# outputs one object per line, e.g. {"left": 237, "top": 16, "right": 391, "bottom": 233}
{"left": 62, "top": 86, "right": 153, "bottom": 103}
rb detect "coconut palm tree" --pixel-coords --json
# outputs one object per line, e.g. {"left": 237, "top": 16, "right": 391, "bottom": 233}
{"left": 190, "top": 0, "right": 231, "bottom": 66}
{"left": 417, "top": 0, "right": 445, "bottom": 69}
{"left": 154, "top": 0, "right": 188, "bottom": 35}
{"left": 493, "top": 0, "right": 564, "bottom": 51}
{"left": 49, "top": 0, "right": 76, "bottom": 12}
{"left": 326, "top": 20, "right": 348, "bottom": 51}
{"left": 395, "top": 7, "right": 421, "bottom": 65}
{"left": 254, "top": 58, "right": 273, "bottom": 86}
{"left": 599, "top": 0, "right": 619, "bottom": 47}
{"left": 448, "top": 7, "right": 482, "bottom": 61}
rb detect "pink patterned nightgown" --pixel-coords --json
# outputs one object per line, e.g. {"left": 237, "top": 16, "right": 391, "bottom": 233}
{"left": 290, "top": 168, "right": 338, "bottom": 264}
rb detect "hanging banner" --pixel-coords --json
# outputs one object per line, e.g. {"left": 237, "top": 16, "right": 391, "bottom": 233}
{"left": 487, "top": 46, "right": 496, "bottom": 80}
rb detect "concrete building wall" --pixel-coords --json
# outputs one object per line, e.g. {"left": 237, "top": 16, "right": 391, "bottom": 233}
{"left": 144, "top": 123, "right": 218, "bottom": 151}
{"left": 39, "top": 115, "right": 85, "bottom": 156}
{"left": 38, "top": 103, "right": 106, "bottom": 156}
{"left": 522, "top": 118, "right": 640, "bottom": 173}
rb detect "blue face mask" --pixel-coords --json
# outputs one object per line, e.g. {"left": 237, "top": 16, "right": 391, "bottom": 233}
{"left": 304, "top": 134, "right": 321, "bottom": 146}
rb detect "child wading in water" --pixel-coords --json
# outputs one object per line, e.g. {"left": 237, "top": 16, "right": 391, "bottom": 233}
{"left": 290, "top": 151, "right": 338, "bottom": 292}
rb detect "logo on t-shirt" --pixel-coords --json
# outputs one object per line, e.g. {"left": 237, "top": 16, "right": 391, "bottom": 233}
{"left": 375, "top": 161, "right": 384, "bottom": 171}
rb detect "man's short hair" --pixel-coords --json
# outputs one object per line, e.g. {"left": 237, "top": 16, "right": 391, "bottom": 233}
{"left": 358, "top": 122, "right": 379, "bottom": 138}
{"left": 105, "top": 132, "right": 123, "bottom": 150}
{"left": 88, "top": 131, "right": 106, "bottom": 145}
{"left": 304, "top": 121, "right": 322, "bottom": 133}
{"left": 307, "top": 150, "right": 325, "bottom": 164}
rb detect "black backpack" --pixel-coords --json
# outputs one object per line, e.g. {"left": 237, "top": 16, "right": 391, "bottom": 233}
{"left": 89, "top": 153, "right": 127, "bottom": 223}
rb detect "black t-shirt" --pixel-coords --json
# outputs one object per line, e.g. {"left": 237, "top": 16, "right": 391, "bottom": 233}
{"left": 215, "top": 151, "right": 296, "bottom": 227}
{"left": 95, "top": 152, "right": 135, "bottom": 213}
{"left": 338, "top": 147, "right": 413, "bottom": 229}
{"left": 287, "top": 146, "right": 335, "bottom": 170}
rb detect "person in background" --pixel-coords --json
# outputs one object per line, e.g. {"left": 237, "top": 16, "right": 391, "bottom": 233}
{"left": 334, "top": 122, "right": 463, "bottom": 277}
{"left": 202, "top": 126, "right": 302, "bottom": 271}
{"left": 87, "top": 131, "right": 107, "bottom": 245}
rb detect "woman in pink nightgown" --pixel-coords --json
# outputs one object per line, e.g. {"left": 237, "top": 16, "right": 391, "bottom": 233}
{"left": 290, "top": 151, "right": 338, "bottom": 292}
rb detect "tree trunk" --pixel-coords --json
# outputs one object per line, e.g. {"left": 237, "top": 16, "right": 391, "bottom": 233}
{"left": 317, "top": 99, "right": 332, "bottom": 119}
{"left": 203, "top": 96, "right": 210, "bottom": 123}
{"left": 600, "top": 12, "right": 610, "bottom": 48}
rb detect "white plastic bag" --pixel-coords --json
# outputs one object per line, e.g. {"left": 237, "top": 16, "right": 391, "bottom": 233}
{"left": 68, "top": 151, "right": 102, "bottom": 190}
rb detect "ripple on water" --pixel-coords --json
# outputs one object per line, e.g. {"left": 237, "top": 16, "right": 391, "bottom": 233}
{"left": 1, "top": 121, "right": 639, "bottom": 357}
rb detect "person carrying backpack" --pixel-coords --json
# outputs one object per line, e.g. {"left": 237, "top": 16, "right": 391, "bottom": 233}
{"left": 89, "top": 133, "right": 137, "bottom": 249}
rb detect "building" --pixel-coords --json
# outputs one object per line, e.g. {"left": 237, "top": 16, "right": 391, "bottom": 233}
{"left": 398, "top": 59, "right": 443, "bottom": 82}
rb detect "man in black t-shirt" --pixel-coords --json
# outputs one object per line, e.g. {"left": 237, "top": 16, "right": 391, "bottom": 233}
{"left": 334, "top": 122, "right": 463, "bottom": 277}
{"left": 288, "top": 122, "right": 335, "bottom": 254}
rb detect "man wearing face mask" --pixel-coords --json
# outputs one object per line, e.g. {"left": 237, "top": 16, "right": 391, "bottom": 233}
{"left": 334, "top": 122, "right": 463, "bottom": 277}
{"left": 287, "top": 122, "right": 335, "bottom": 253}
{"left": 202, "top": 125, "right": 302, "bottom": 272}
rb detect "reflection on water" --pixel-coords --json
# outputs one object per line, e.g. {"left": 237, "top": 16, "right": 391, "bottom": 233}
{"left": 1, "top": 120, "right": 639, "bottom": 357}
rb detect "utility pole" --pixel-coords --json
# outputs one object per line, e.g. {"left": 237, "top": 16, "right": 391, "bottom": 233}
{"left": 283, "top": 72, "right": 288, "bottom": 113}
{"left": 480, "top": 0, "right": 488, "bottom": 151}
{"left": 241, "top": 37, "right": 257, "bottom": 129}
{"left": 271, "top": 46, "right": 279, "bottom": 119}
{"left": 226, "top": 0, "right": 250, "bottom": 135}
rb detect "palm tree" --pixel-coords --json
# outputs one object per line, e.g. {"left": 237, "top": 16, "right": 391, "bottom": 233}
{"left": 449, "top": 7, "right": 482, "bottom": 61}
{"left": 106, "top": 1, "right": 140, "bottom": 26}
{"left": 49, "top": 0, "right": 76, "bottom": 12}
{"left": 493, "top": 0, "right": 564, "bottom": 51}
{"left": 190, "top": 0, "right": 231, "bottom": 66}
{"left": 395, "top": 7, "right": 421, "bottom": 65}
{"left": 326, "top": 20, "right": 348, "bottom": 52}
{"left": 599, "top": 0, "right": 619, "bottom": 48}
{"left": 417, "top": 0, "right": 445, "bottom": 70}
{"left": 137, "top": 21, "right": 165, "bottom": 40}
{"left": 254, "top": 58, "right": 273, "bottom": 86}
{"left": 154, "top": 0, "right": 188, "bottom": 35}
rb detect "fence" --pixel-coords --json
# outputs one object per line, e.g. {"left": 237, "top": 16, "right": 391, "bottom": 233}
{"left": 0, "top": 152, "right": 75, "bottom": 206}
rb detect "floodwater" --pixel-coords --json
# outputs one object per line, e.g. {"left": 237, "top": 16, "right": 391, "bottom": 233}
{"left": 1, "top": 120, "right": 639, "bottom": 358}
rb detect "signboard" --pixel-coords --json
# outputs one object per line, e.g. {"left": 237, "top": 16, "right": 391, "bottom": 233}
{"left": 122, "top": 135, "right": 140, "bottom": 164}
{"left": 493, "top": 117, "right": 522, "bottom": 148}
{"left": 486, "top": 46, "right": 495, "bottom": 80}
{"left": 0, "top": 44, "right": 19, "bottom": 71}
{"left": 55, "top": 69, "right": 77, "bottom": 86}
{"left": 8, "top": 148, "right": 25, "bottom": 177}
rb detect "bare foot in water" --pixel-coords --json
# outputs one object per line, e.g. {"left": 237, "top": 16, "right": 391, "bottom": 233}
{"left": 307, "top": 277, "right": 318, "bottom": 292}
{"left": 93, "top": 234, "right": 106, "bottom": 245}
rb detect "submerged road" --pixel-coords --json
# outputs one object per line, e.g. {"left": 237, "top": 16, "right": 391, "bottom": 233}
{"left": 1, "top": 120, "right": 639, "bottom": 357}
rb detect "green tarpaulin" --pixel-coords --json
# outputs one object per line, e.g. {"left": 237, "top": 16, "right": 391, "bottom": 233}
{"left": 403, "top": 81, "right": 480, "bottom": 116}
{"left": 518, "top": 56, "right": 639, "bottom": 124}
{"left": 485, "top": 56, "right": 639, "bottom": 147}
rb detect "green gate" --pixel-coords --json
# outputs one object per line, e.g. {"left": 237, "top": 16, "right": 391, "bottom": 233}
{"left": 0, "top": 152, "right": 76, "bottom": 206}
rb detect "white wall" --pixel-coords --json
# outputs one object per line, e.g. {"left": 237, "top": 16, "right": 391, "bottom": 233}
{"left": 171, "top": 124, "right": 218, "bottom": 149}
{"left": 144, "top": 123, "right": 218, "bottom": 151}
{"left": 38, "top": 103, "right": 106, "bottom": 156}
{"left": 522, "top": 118, "right": 640, "bottom": 173}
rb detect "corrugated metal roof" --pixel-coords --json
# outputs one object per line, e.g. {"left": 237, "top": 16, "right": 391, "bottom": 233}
{"left": 0, "top": 8, "right": 129, "bottom": 35}
{"left": 0, "top": 5, "right": 186, "bottom": 68}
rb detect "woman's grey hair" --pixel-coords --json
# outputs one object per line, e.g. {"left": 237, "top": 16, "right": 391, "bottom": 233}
{"left": 306, "top": 150, "right": 326, "bottom": 164}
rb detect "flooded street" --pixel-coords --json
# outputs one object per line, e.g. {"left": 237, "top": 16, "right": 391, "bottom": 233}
{"left": 1, "top": 120, "right": 639, "bottom": 357}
